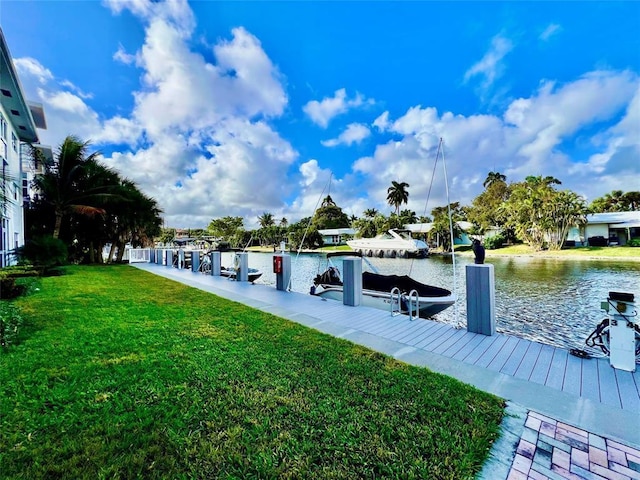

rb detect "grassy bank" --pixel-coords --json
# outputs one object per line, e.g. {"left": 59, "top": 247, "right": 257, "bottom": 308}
{"left": 455, "top": 244, "right": 640, "bottom": 260}
{"left": 1, "top": 265, "right": 504, "bottom": 479}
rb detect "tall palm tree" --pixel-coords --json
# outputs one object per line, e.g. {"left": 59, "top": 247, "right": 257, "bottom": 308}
{"left": 258, "top": 212, "right": 275, "bottom": 228}
{"left": 483, "top": 171, "right": 506, "bottom": 188}
{"left": 32, "top": 136, "right": 111, "bottom": 239}
{"left": 386, "top": 181, "right": 410, "bottom": 215}
{"left": 279, "top": 217, "right": 288, "bottom": 228}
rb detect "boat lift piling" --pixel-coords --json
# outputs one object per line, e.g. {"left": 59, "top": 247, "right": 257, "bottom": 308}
{"left": 235, "top": 252, "right": 249, "bottom": 282}
{"left": 342, "top": 256, "right": 363, "bottom": 306}
{"left": 273, "top": 253, "right": 291, "bottom": 291}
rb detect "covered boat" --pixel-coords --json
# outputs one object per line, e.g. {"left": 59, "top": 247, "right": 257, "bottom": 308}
{"left": 310, "top": 252, "right": 455, "bottom": 318}
{"left": 347, "top": 229, "right": 428, "bottom": 258}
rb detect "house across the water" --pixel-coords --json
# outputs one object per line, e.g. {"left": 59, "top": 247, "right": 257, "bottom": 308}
{"left": 319, "top": 228, "right": 355, "bottom": 246}
{"left": 566, "top": 211, "right": 640, "bottom": 246}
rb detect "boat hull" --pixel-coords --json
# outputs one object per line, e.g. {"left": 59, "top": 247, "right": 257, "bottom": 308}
{"left": 313, "top": 285, "right": 455, "bottom": 318}
{"left": 220, "top": 268, "right": 263, "bottom": 283}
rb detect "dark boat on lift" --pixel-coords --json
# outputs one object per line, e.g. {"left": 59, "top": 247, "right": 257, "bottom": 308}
{"left": 310, "top": 252, "right": 455, "bottom": 318}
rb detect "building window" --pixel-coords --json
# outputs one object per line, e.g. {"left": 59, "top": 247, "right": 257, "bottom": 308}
{"left": 0, "top": 113, "right": 6, "bottom": 139}
{"left": 11, "top": 132, "right": 17, "bottom": 152}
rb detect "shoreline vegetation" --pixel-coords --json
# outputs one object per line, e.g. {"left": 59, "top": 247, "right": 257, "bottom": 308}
{"left": 246, "top": 244, "right": 640, "bottom": 262}
{"left": 1, "top": 266, "right": 504, "bottom": 478}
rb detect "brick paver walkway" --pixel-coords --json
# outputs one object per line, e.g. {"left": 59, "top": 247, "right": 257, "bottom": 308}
{"left": 508, "top": 411, "right": 640, "bottom": 480}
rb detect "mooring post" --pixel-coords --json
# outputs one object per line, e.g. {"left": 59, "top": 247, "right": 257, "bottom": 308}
{"left": 191, "top": 251, "right": 200, "bottom": 272}
{"left": 342, "top": 257, "right": 362, "bottom": 306}
{"left": 236, "top": 252, "right": 249, "bottom": 282}
{"left": 209, "top": 251, "right": 221, "bottom": 276}
{"left": 274, "top": 253, "right": 291, "bottom": 291}
{"left": 156, "top": 249, "right": 162, "bottom": 265}
{"left": 465, "top": 264, "right": 496, "bottom": 335}
{"left": 166, "top": 250, "right": 174, "bottom": 268}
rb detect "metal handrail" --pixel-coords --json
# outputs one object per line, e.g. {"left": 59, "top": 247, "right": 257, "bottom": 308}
{"left": 407, "top": 289, "right": 419, "bottom": 321}
{"left": 390, "top": 287, "right": 401, "bottom": 316}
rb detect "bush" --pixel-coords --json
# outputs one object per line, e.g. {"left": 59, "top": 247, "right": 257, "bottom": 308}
{"left": 483, "top": 234, "right": 506, "bottom": 250}
{"left": 628, "top": 238, "right": 640, "bottom": 247}
{"left": 0, "top": 302, "right": 23, "bottom": 348}
{"left": 15, "top": 235, "right": 68, "bottom": 271}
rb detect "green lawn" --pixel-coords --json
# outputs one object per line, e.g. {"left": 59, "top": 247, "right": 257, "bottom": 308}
{"left": 1, "top": 265, "right": 504, "bottom": 479}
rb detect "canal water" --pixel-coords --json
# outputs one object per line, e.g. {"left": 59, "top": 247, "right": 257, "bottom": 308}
{"left": 219, "top": 251, "right": 639, "bottom": 353}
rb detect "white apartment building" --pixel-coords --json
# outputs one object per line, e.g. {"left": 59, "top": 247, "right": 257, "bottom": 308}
{"left": 1, "top": 28, "right": 46, "bottom": 266}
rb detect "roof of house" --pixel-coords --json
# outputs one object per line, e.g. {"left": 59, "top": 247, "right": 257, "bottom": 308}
{"left": 586, "top": 212, "right": 640, "bottom": 225}
{"left": 319, "top": 228, "right": 355, "bottom": 236}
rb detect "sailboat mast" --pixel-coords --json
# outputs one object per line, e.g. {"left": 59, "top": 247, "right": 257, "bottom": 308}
{"left": 440, "top": 138, "right": 458, "bottom": 322}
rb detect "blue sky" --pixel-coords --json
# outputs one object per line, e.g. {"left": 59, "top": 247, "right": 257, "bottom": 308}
{"left": 2, "top": 0, "right": 639, "bottom": 228}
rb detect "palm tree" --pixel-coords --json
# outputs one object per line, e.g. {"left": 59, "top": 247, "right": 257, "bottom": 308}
{"left": 257, "top": 212, "right": 275, "bottom": 228}
{"left": 32, "top": 136, "right": 111, "bottom": 239}
{"left": 386, "top": 181, "right": 410, "bottom": 215}
{"left": 279, "top": 217, "right": 288, "bottom": 228}
{"left": 363, "top": 208, "right": 378, "bottom": 218}
{"left": 483, "top": 171, "right": 506, "bottom": 188}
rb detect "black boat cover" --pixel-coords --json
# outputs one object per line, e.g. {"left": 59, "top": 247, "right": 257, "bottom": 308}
{"left": 362, "top": 272, "right": 451, "bottom": 298}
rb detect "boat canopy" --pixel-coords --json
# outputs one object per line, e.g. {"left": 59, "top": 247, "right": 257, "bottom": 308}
{"left": 362, "top": 272, "right": 451, "bottom": 298}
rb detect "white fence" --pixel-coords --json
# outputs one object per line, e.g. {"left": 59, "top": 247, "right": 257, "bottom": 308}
{"left": 128, "top": 248, "right": 151, "bottom": 263}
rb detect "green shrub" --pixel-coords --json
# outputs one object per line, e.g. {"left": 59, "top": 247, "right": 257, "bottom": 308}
{"left": 0, "top": 302, "right": 23, "bottom": 348}
{"left": 15, "top": 235, "right": 68, "bottom": 271}
{"left": 628, "top": 238, "right": 640, "bottom": 247}
{"left": 483, "top": 234, "right": 506, "bottom": 250}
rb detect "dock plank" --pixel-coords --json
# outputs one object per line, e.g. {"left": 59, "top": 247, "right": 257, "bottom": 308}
{"left": 597, "top": 360, "right": 622, "bottom": 409}
{"left": 614, "top": 369, "right": 640, "bottom": 411}
{"left": 580, "top": 357, "right": 600, "bottom": 403}
{"left": 474, "top": 335, "right": 510, "bottom": 368}
{"left": 545, "top": 348, "right": 568, "bottom": 390}
{"left": 500, "top": 338, "right": 532, "bottom": 376}
{"left": 431, "top": 328, "right": 469, "bottom": 356}
{"left": 440, "top": 331, "right": 479, "bottom": 358}
{"left": 562, "top": 353, "right": 583, "bottom": 396}
{"left": 450, "top": 333, "right": 488, "bottom": 361}
{"left": 419, "top": 326, "right": 459, "bottom": 352}
{"left": 487, "top": 336, "right": 520, "bottom": 372}
{"left": 514, "top": 342, "right": 543, "bottom": 381}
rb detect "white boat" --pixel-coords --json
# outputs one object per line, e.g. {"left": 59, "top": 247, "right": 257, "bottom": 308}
{"left": 198, "top": 252, "right": 263, "bottom": 282}
{"left": 220, "top": 266, "right": 263, "bottom": 283}
{"left": 310, "top": 252, "right": 455, "bottom": 318}
{"left": 347, "top": 229, "right": 428, "bottom": 258}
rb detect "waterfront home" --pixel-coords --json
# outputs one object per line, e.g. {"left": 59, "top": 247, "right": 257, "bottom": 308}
{"left": 567, "top": 211, "right": 640, "bottom": 246}
{"left": 319, "top": 228, "right": 355, "bottom": 246}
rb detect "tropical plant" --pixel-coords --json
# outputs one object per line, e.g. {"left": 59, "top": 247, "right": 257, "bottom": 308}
{"left": 31, "top": 136, "right": 112, "bottom": 239}
{"left": 0, "top": 302, "right": 23, "bottom": 348}
{"left": 590, "top": 190, "right": 640, "bottom": 212}
{"left": 363, "top": 208, "right": 378, "bottom": 218}
{"left": 207, "top": 216, "right": 244, "bottom": 240}
{"left": 482, "top": 171, "right": 506, "bottom": 188}
{"left": 14, "top": 235, "right": 68, "bottom": 270}
{"left": 312, "top": 196, "right": 350, "bottom": 230}
{"left": 428, "top": 203, "right": 465, "bottom": 251}
{"left": 258, "top": 212, "right": 275, "bottom": 228}
{"left": 387, "top": 181, "right": 410, "bottom": 215}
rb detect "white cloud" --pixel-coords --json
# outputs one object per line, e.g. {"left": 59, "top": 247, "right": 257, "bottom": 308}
{"left": 321, "top": 123, "right": 371, "bottom": 147}
{"left": 113, "top": 44, "right": 137, "bottom": 65}
{"left": 14, "top": 57, "right": 53, "bottom": 84}
{"left": 540, "top": 23, "right": 561, "bottom": 41}
{"left": 351, "top": 69, "right": 640, "bottom": 213}
{"left": 464, "top": 34, "right": 513, "bottom": 92}
{"left": 303, "top": 88, "right": 373, "bottom": 128}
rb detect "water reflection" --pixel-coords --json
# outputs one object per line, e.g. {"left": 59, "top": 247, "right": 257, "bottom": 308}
{"left": 220, "top": 252, "right": 639, "bottom": 352}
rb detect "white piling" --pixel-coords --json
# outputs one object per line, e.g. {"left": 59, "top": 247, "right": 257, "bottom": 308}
{"left": 274, "top": 254, "right": 291, "bottom": 291}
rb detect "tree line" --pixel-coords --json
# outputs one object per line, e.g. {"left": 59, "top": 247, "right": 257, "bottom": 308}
{"left": 18, "top": 134, "right": 637, "bottom": 262}
{"left": 22, "top": 136, "right": 163, "bottom": 264}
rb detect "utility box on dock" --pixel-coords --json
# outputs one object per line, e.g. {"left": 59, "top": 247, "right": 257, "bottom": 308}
{"left": 342, "top": 257, "right": 362, "bottom": 307}
{"left": 273, "top": 254, "right": 291, "bottom": 291}
{"left": 466, "top": 264, "right": 496, "bottom": 336}
{"left": 605, "top": 292, "right": 637, "bottom": 372}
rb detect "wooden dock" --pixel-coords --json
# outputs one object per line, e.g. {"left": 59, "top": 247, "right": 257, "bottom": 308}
{"left": 132, "top": 263, "right": 640, "bottom": 446}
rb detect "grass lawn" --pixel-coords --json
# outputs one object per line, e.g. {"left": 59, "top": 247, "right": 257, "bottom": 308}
{"left": 1, "top": 265, "right": 504, "bottom": 479}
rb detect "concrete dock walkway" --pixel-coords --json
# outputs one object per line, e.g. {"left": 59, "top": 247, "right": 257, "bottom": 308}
{"left": 132, "top": 263, "right": 640, "bottom": 479}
